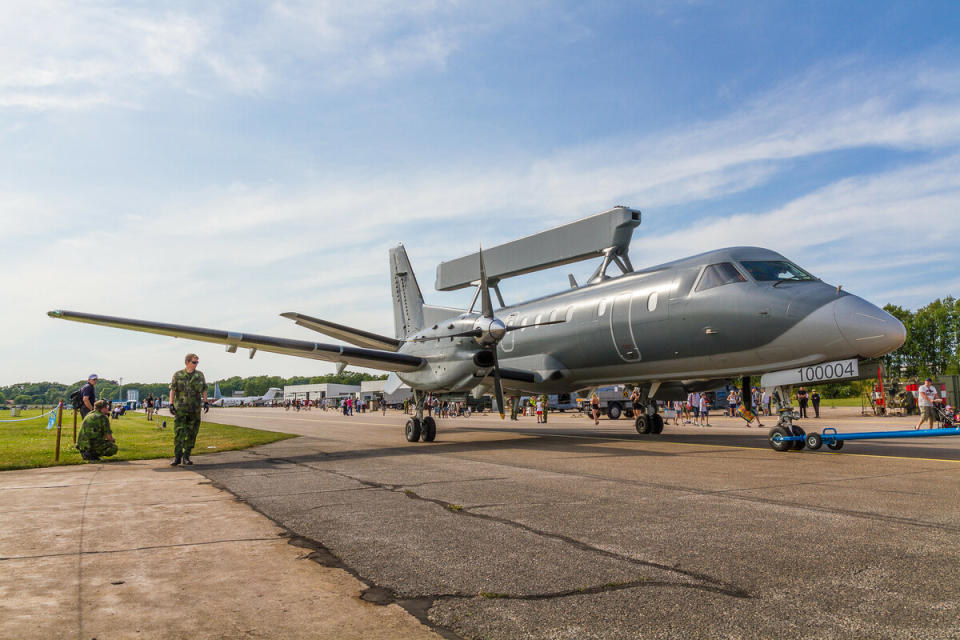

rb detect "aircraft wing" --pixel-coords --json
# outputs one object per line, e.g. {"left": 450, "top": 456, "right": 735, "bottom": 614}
{"left": 48, "top": 310, "right": 425, "bottom": 373}
{"left": 280, "top": 312, "right": 402, "bottom": 351}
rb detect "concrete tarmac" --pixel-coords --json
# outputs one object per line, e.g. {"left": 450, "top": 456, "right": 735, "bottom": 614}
{"left": 187, "top": 407, "right": 960, "bottom": 639}
{"left": 0, "top": 459, "right": 438, "bottom": 639}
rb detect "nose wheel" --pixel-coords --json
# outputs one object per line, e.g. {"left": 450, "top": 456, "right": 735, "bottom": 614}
{"left": 405, "top": 418, "right": 421, "bottom": 442}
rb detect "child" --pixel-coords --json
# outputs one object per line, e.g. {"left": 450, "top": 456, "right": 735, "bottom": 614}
{"left": 699, "top": 394, "right": 710, "bottom": 427}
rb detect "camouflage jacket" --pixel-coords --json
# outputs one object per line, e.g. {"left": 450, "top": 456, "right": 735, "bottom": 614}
{"left": 77, "top": 413, "right": 112, "bottom": 450}
{"left": 170, "top": 369, "right": 207, "bottom": 412}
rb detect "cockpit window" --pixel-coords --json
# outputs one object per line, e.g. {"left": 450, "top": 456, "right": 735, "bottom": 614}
{"left": 696, "top": 262, "right": 746, "bottom": 292}
{"left": 739, "top": 261, "right": 815, "bottom": 282}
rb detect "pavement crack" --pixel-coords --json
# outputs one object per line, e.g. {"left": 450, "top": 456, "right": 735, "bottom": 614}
{"left": 325, "top": 469, "right": 751, "bottom": 599}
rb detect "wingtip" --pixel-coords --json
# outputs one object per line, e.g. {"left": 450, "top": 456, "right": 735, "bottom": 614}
{"left": 47, "top": 310, "right": 62, "bottom": 318}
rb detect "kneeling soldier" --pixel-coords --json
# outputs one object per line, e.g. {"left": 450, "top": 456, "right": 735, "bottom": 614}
{"left": 76, "top": 400, "right": 118, "bottom": 461}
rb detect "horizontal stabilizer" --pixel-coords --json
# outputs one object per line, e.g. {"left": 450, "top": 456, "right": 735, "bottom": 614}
{"left": 435, "top": 206, "right": 641, "bottom": 291}
{"left": 280, "top": 312, "right": 402, "bottom": 351}
{"left": 48, "top": 310, "right": 425, "bottom": 373}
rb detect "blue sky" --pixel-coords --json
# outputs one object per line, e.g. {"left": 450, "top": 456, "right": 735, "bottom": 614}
{"left": 2, "top": 1, "right": 959, "bottom": 385}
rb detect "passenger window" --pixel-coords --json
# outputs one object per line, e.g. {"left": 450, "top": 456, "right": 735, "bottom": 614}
{"left": 598, "top": 299, "right": 608, "bottom": 316}
{"left": 549, "top": 309, "right": 559, "bottom": 322}
{"left": 696, "top": 263, "right": 746, "bottom": 292}
{"left": 534, "top": 313, "right": 543, "bottom": 328}
{"left": 565, "top": 306, "right": 575, "bottom": 322}
{"left": 647, "top": 291, "right": 658, "bottom": 312}
{"left": 520, "top": 316, "right": 529, "bottom": 331}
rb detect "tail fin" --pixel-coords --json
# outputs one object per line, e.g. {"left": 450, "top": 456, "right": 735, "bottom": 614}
{"left": 390, "top": 244, "right": 425, "bottom": 339}
{"left": 263, "top": 388, "right": 281, "bottom": 400}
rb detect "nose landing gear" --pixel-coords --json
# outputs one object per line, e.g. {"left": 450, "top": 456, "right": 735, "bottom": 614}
{"left": 404, "top": 391, "right": 437, "bottom": 443}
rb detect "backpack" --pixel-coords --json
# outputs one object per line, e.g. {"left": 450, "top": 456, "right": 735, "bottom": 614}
{"left": 69, "top": 389, "right": 83, "bottom": 410}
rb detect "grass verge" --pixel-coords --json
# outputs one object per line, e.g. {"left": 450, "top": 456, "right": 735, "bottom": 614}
{"left": 0, "top": 409, "right": 296, "bottom": 471}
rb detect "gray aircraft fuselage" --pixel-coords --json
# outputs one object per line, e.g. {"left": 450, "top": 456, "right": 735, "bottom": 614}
{"left": 398, "top": 246, "right": 906, "bottom": 397}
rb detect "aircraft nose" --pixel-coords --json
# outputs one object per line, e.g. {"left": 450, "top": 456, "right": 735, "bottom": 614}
{"left": 833, "top": 295, "right": 907, "bottom": 359}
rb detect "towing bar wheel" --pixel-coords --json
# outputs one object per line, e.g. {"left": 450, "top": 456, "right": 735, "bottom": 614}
{"left": 805, "top": 433, "right": 823, "bottom": 450}
{"left": 827, "top": 439, "right": 844, "bottom": 451}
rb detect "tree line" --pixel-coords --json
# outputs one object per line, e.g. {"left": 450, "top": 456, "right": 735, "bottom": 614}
{"left": 882, "top": 297, "right": 960, "bottom": 378}
{"left": 0, "top": 372, "right": 387, "bottom": 407}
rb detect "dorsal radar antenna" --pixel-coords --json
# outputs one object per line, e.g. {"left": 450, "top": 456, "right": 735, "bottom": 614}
{"left": 436, "top": 206, "right": 641, "bottom": 299}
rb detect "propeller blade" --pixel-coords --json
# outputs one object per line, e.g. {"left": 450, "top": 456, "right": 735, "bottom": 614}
{"left": 479, "top": 246, "right": 494, "bottom": 319}
{"left": 491, "top": 347, "right": 505, "bottom": 419}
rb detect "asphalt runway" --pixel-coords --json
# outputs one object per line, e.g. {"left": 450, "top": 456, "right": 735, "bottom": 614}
{"left": 190, "top": 408, "right": 960, "bottom": 639}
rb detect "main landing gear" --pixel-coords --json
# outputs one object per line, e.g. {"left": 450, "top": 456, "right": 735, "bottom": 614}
{"left": 404, "top": 390, "right": 437, "bottom": 443}
{"left": 633, "top": 396, "right": 664, "bottom": 435}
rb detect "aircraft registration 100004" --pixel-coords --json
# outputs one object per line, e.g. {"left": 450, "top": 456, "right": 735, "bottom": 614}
{"left": 49, "top": 206, "right": 906, "bottom": 444}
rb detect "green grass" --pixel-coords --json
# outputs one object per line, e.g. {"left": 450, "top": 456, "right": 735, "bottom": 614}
{"left": 819, "top": 397, "right": 872, "bottom": 408}
{"left": 0, "top": 409, "right": 297, "bottom": 471}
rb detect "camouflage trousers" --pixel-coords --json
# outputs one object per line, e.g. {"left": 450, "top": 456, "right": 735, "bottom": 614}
{"left": 174, "top": 410, "right": 202, "bottom": 455}
{"left": 79, "top": 440, "right": 118, "bottom": 457}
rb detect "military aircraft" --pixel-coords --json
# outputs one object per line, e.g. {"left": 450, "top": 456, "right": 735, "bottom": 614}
{"left": 209, "top": 385, "right": 281, "bottom": 407}
{"left": 49, "top": 206, "right": 906, "bottom": 444}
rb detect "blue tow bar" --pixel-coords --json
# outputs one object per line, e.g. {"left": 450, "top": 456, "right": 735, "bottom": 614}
{"left": 769, "top": 424, "right": 960, "bottom": 452}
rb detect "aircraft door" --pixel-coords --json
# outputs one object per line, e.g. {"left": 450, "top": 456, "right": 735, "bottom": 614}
{"left": 501, "top": 312, "right": 519, "bottom": 352}
{"left": 610, "top": 292, "right": 640, "bottom": 361}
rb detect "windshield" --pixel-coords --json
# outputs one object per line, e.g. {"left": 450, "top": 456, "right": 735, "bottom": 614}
{"left": 739, "top": 260, "right": 815, "bottom": 282}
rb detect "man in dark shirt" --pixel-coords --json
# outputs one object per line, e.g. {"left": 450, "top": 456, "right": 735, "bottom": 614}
{"left": 797, "top": 387, "right": 809, "bottom": 418}
{"left": 79, "top": 374, "right": 98, "bottom": 418}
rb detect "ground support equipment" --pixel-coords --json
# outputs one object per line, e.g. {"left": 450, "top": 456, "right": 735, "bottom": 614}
{"left": 768, "top": 425, "right": 960, "bottom": 452}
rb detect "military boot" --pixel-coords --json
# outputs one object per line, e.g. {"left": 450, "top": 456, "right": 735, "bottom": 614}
{"left": 182, "top": 450, "right": 193, "bottom": 466}
{"left": 170, "top": 453, "right": 182, "bottom": 466}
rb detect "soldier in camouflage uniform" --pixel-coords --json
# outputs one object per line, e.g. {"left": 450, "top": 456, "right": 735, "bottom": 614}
{"left": 168, "top": 353, "right": 208, "bottom": 466}
{"left": 76, "top": 399, "right": 118, "bottom": 461}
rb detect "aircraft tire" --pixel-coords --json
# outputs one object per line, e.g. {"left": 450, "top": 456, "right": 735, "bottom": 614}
{"left": 608, "top": 403, "right": 622, "bottom": 420}
{"left": 421, "top": 417, "right": 437, "bottom": 442}
{"left": 805, "top": 432, "right": 822, "bottom": 450}
{"left": 827, "top": 439, "right": 844, "bottom": 451}
{"left": 651, "top": 414, "right": 664, "bottom": 434}
{"left": 405, "top": 418, "right": 422, "bottom": 442}
{"left": 768, "top": 427, "right": 791, "bottom": 452}
{"left": 790, "top": 426, "right": 805, "bottom": 450}
{"left": 635, "top": 415, "right": 651, "bottom": 434}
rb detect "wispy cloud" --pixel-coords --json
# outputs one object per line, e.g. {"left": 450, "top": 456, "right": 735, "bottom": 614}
{"left": 0, "top": 1, "right": 517, "bottom": 111}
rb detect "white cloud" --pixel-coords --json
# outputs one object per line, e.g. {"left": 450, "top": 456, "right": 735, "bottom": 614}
{"left": 0, "top": 1, "right": 516, "bottom": 111}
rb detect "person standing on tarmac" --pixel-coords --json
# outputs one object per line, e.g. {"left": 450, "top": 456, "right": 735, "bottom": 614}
{"left": 168, "top": 353, "right": 208, "bottom": 466}
{"left": 79, "top": 374, "right": 98, "bottom": 418}
{"left": 76, "top": 399, "right": 118, "bottom": 461}
{"left": 797, "top": 387, "right": 809, "bottom": 418}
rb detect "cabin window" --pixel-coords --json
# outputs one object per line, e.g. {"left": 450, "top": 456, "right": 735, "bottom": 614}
{"left": 565, "top": 306, "right": 575, "bottom": 322}
{"left": 549, "top": 309, "right": 559, "bottom": 322}
{"left": 597, "top": 299, "right": 608, "bottom": 317}
{"left": 696, "top": 262, "right": 747, "bottom": 292}
{"left": 647, "top": 291, "right": 659, "bottom": 312}
{"left": 534, "top": 313, "right": 543, "bottom": 328}
{"left": 520, "top": 316, "right": 529, "bottom": 331}
{"left": 739, "top": 260, "right": 815, "bottom": 282}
